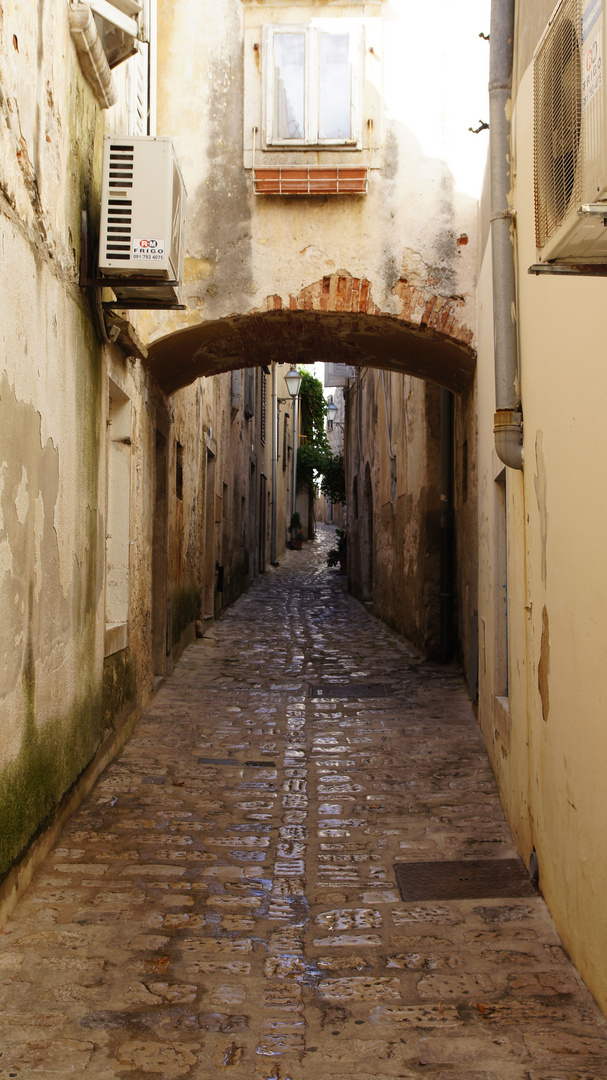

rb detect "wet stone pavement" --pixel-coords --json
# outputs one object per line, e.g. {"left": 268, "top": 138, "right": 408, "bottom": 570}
{"left": 2, "top": 526, "right": 607, "bottom": 1080}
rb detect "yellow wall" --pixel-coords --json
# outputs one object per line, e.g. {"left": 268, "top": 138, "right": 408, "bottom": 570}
{"left": 477, "top": 52, "right": 607, "bottom": 1013}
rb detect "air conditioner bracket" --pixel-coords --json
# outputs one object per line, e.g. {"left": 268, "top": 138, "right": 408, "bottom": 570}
{"left": 579, "top": 204, "right": 607, "bottom": 218}
{"left": 529, "top": 261, "right": 607, "bottom": 276}
{"left": 79, "top": 210, "right": 186, "bottom": 309}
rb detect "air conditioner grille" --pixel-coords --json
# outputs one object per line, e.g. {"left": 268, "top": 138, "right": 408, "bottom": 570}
{"left": 105, "top": 198, "right": 133, "bottom": 262}
{"left": 534, "top": 0, "right": 583, "bottom": 250}
{"left": 109, "top": 144, "right": 134, "bottom": 188}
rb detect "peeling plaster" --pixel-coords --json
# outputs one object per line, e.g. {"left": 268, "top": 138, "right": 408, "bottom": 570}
{"left": 14, "top": 466, "right": 30, "bottom": 524}
{"left": 534, "top": 431, "right": 548, "bottom": 586}
{"left": 0, "top": 538, "right": 13, "bottom": 581}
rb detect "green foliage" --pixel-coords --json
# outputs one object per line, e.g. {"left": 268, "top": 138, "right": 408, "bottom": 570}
{"left": 296, "top": 370, "right": 345, "bottom": 504}
{"left": 299, "top": 368, "right": 329, "bottom": 442}
{"left": 320, "top": 453, "right": 346, "bottom": 505}
{"left": 289, "top": 511, "right": 302, "bottom": 534}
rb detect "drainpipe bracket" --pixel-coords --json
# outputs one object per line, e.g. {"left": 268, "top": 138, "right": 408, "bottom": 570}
{"left": 490, "top": 209, "right": 516, "bottom": 223}
{"left": 494, "top": 409, "right": 523, "bottom": 471}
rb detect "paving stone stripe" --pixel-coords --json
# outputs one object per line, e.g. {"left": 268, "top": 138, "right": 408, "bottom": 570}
{"left": 0, "top": 524, "right": 606, "bottom": 1079}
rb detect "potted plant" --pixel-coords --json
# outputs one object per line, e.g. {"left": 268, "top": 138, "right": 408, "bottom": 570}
{"left": 289, "top": 511, "right": 304, "bottom": 550}
{"left": 327, "top": 527, "right": 347, "bottom": 572}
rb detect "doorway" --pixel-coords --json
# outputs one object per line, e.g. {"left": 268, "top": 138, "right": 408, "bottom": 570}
{"left": 203, "top": 447, "right": 216, "bottom": 624}
{"left": 259, "top": 473, "right": 267, "bottom": 573}
{"left": 362, "top": 462, "right": 374, "bottom": 603}
{"left": 152, "top": 428, "right": 169, "bottom": 675}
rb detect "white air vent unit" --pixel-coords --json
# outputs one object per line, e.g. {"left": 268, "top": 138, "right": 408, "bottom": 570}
{"left": 99, "top": 135, "right": 187, "bottom": 306}
{"left": 534, "top": 0, "right": 607, "bottom": 261}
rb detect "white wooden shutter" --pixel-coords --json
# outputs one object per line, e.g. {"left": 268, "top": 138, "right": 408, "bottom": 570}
{"left": 126, "top": 42, "right": 149, "bottom": 135}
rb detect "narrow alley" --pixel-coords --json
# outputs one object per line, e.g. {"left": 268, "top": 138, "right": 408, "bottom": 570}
{"left": 1, "top": 528, "right": 606, "bottom": 1079}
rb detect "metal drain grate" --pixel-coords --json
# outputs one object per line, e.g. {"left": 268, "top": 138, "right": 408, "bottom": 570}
{"left": 198, "top": 758, "right": 241, "bottom": 766}
{"left": 394, "top": 859, "right": 538, "bottom": 902}
{"left": 309, "top": 684, "right": 391, "bottom": 700}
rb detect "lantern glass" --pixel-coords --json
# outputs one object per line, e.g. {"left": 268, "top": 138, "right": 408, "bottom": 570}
{"left": 285, "top": 367, "right": 302, "bottom": 398}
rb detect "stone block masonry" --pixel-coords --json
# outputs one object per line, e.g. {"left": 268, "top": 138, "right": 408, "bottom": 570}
{"left": 0, "top": 528, "right": 605, "bottom": 1078}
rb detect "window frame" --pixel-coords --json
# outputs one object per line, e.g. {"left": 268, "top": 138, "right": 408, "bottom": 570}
{"left": 262, "top": 23, "right": 363, "bottom": 150}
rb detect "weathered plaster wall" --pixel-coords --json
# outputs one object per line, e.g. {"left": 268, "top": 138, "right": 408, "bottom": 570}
{"left": 0, "top": 2, "right": 184, "bottom": 879}
{"left": 149, "top": 0, "right": 477, "bottom": 357}
{"left": 344, "top": 359, "right": 477, "bottom": 667}
{"left": 0, "top": 2, "right": 106, "bottom": 876}
{"left": 0, "top": 1, "right": 293, "bottom": 896}
{"left": 476, "top": 13, "right": 607, "bottom": 1014}
{"left": 145, "top": 0, "right": 479, "bottom": 686}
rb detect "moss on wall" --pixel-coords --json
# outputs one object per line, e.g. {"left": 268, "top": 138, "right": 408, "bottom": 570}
{"left": 171, "top": 585, "right": 202, "bottom": 646}
{"left": 0, "top": 646, "right": 138, "bottom": 882}
{"left": 0, "top": 685, "right": 102, "bottom": 881}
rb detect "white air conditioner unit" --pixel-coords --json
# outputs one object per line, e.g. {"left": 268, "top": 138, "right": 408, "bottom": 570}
{"left": 99, "top": 135, "right": 187, "bottom": 307}
{"left": 534, "top": 0, "right": 607, "bottom": 262}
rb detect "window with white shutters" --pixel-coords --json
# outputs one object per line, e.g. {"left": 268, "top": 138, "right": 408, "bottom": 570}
{"left": 126, "top": 42, "right": 149, "bottom": 135}
{"left": 263, "top": 24, "right": 362, "bottom": 148}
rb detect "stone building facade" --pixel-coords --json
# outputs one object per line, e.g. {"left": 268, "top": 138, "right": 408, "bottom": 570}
{"left": 344, "top": 368, "right": 477, "bottom": 670}
{"left": 0, "top": 1, "right": 292, "bottom": 912}
{"left": 2, "top": 0, "right": 479, "bottom": 953}
{"left": 144, "top": 0, "right": 480, "bottom": 678}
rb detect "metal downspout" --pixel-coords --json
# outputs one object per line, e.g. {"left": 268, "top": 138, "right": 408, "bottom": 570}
{"left": 292, "top": 393, "right": 299, "bottom": 519}
{"left": 270, "top": 362, "right": 279, "bottom": 566}
{"left": 490, "top": 0, "right": 523, "bottom": 470}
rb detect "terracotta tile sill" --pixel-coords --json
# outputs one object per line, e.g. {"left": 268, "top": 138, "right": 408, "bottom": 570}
{"left": 253, "top": 166, "right": 368, "bottom": 196}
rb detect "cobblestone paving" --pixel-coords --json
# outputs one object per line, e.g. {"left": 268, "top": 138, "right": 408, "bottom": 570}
{"left": 2, "top": 526, "right": 607, "bottom": 1079}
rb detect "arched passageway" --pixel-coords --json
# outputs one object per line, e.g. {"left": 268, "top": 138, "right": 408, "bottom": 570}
{"left": 145, "top": 271, "right": 477, "bottom": 672}
{"left": 146, "top": 274, "right": 475, "bottom": 395}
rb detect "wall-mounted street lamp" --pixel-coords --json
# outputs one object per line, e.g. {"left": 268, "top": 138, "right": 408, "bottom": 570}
{"left": 284, "top": 366, "right": 302, "bottom": 517}
{"left": 327, "top": 398, "right": 346, "bottom": 432}
{"left": 285, "top": 366, "right": 302, "bottom": 400}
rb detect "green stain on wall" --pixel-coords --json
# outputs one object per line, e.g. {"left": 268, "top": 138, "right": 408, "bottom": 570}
{"left": 0, "top": 646, "right": 138, "bottom": 883}
{"left": 0, "top": 683, "right": 103, "bottom": 882}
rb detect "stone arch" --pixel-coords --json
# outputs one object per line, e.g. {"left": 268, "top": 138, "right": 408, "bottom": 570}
{"left": 146, "top": 273, "right": 475, "bottom": 396}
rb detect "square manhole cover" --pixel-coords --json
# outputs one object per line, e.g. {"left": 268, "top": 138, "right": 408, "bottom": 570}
{"left": 394, "top": 859, "right": 538, "bottom": 902}
{"left": 309, "top": 684, "right": 391, "bottom": 700}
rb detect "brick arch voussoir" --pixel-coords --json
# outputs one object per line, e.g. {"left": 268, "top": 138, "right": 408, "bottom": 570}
{"left": 252, "top": 272, "right": 475, "bottom": 354}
